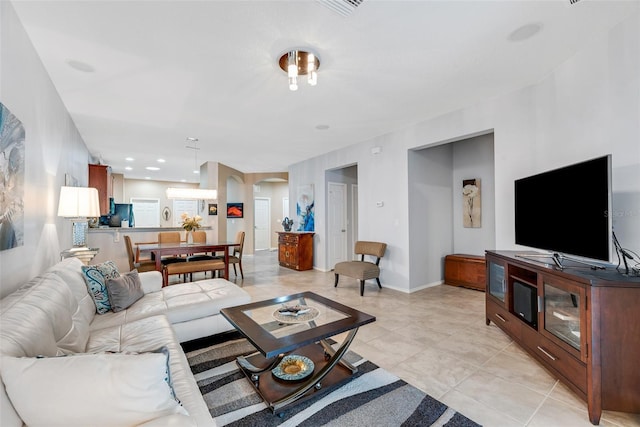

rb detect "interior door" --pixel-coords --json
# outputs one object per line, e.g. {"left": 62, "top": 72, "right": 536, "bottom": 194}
{"left": 351, "top": 184, "right": 358, "bottom": 254}
{"left": 328, "top": 182, "right": 348, "bottom": 268}
{"left": 254, "top": 197, "right": 270, "bottom": 250}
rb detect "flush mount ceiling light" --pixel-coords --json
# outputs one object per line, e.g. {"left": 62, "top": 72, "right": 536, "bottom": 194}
{"left": 278, "top": 49, "right": 320, "bottom": 91}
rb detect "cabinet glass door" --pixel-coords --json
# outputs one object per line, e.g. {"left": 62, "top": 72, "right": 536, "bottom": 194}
{"left": 543, "top": 282, "right": 581, "bottom": 350}
{"left": 488, "top": 261, "right": 506, "bottom": 302}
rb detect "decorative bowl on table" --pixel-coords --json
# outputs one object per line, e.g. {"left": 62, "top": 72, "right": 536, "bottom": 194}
{"left": 272, "top": 305, "right": 320, "bottom": 324}
{"left": 272, "top": 355, "right": 315, "bottom": 381}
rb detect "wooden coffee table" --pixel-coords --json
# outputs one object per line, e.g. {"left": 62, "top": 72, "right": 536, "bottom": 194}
{"left": 220, "top": 291, "right": 375, "bottom": 413}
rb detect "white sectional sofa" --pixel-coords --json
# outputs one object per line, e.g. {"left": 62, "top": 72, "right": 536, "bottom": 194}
{"left": 0, "top": 257, "right": 251, "bottom": 427}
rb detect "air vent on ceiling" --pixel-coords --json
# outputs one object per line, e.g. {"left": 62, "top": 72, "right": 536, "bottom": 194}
{"left": 569, "top": 0, "right": 582, "bottom": 4}
{"left": 316, "top": 0, "right": 365, "bottom": 17}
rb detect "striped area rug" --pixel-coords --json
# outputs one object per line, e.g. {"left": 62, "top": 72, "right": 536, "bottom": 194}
{"left": 185, "top": 335, "right": 481, "bottom": 427}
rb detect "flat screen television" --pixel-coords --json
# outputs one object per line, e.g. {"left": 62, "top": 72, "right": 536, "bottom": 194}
{"left": 514, "top": 155, "right": 612, "bottom": 262}
{"left": 227, "top": 203, "right": 243, "bottom": 218}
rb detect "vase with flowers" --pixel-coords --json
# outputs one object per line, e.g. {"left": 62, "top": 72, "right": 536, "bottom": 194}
{"left": 180, "top": 212, "right": 202, "bottom": 244}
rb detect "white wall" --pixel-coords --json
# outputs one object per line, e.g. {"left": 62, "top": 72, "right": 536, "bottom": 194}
{"left": 408, "top": 144, "right": 454, "bottom": 290}
{"left": 452, "top": 134, "right": 495, "bottom": 255}
{"left": 289, "top": 10, "right": 640, "bottom": 292}
{"left": 0, "top": 2, "right": 91, "bottom": 297}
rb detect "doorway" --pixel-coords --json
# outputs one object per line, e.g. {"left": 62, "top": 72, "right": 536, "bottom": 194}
{"left": 328, "top": 182, "right": 348, "bottom": 267}
{"left": 254, "top": 197, "right": 270, "bottom": 251}
{"left": 326, "top": 164, "right": 358, "bottom": 267}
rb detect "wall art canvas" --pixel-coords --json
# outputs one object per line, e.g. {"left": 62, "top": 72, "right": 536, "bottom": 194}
{"left": 462, "top": 178, "right": 481, "bottom": 228}
{"left": 0, "top": 103, "right": 25, "bottom": 251}
{"left": 296, "top": 184, "right": 314, "bottom": 232}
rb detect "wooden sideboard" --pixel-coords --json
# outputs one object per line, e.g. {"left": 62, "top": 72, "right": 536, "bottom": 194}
{"left": 444, "top": 254, "right": 486, "bottom": 291}
{"left": 277, "top": 232, "right": 314, "bottom": 271}
{"left": 485, "top": 250, "right": 640, "bottom": 425}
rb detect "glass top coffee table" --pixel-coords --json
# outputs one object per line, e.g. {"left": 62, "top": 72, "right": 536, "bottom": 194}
{"left": 220, "top": 291, "right": 375, "bottom": 413}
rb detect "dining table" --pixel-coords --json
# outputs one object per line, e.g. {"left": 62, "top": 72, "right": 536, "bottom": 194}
{"left": 137, "top": 241, "right": 240, "bottom": 280}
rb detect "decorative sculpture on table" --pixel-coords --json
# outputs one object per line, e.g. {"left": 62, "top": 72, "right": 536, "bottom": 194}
{"left": 282, "top": 217, "right": 294, "bottom": 232}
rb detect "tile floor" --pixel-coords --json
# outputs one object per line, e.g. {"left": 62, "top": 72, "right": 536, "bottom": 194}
{"left": 186, "top": 250, "right": 640, "bottom": 427}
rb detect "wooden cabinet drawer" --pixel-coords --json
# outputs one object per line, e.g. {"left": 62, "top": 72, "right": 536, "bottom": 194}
{"left": 278, "top": 234, "right": 299, "bottom": 244}
{"left": 521, "top": 325, "right": 587, "bottom": 394}
{"left": 487, "top": 299, "right": 521, "bottom": 340}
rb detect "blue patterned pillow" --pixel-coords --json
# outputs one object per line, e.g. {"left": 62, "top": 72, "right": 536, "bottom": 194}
{"left": 81, "top": 261, "right": 120, "bottom": 314}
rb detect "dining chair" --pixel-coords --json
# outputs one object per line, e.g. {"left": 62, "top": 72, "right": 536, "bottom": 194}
{"left": 228, "top": 231, "right": 245, "bottom": 279}
{"left": 123, "top": 235, "right": 156, "bottom": 273}
{"left": 157, "top": 231, "right": 187, "bottom": 265}
{"left": 334, "top": 241, "right": 387, "bottom": 296}
{"left": 187, "top": 231, "right": 216, "bottom": 261}
{"left": 185, "top": 230, "right": 220, "bottom": 279}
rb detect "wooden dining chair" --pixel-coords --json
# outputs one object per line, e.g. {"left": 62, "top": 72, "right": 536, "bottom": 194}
{"left": 187, "top": 231, "right": 216, "bottom": 262}
{"left": 228, "top": 231, "right": 245, "bottom": 279}
{"left": 124, "top": 235, "right": 156, "bottom": 273}
{"left": 157, "top": 232, "right": 186, "bottom": 260}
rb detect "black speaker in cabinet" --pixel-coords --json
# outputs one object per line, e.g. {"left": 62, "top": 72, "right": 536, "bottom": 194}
{"left": 513, "top": 281, "right": 537, "bottom": 328}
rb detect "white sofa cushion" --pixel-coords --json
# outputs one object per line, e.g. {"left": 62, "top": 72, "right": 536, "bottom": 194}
{"left": 47, "top": 257, "right": 97, "bottom": 326}
{"left": 0, "top": 272, "right": 83, "bottom": 356}
{"left": 86, "top": 315, "right": 214, "bottom": 426}
{"left": 89, "top": 279, "right": 251, "bottom": 339}
{"left": 1, "top": 351, "right": 188, "bottom": 427}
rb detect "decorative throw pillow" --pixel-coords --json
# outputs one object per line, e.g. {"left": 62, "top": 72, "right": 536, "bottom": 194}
{"left": 106, "top": 269, "right": 144, "bottom": 312}
{"left": 81, "top": 261, "right": 120, "bottom": 314}
{"left": 0, "top": 351, "right": 188, "bottom": 427}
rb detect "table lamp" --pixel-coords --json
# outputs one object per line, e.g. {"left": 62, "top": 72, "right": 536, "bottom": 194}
{"left": 57, "top": 186, "right": 100, "bottom": 248}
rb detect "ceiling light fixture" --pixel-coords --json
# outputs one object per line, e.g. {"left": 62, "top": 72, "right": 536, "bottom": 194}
{"left": 279, "top": 49, "right": 320, "bottom": 91}
{"left": 166, "top": 187, "right": 217, "bottom": 200}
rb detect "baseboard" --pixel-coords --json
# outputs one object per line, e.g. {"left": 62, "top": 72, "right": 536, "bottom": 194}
{"left": 381, "top": 280, "right": 443, "bottom": 294}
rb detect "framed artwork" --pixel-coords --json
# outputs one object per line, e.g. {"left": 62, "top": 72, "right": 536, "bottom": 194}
{"left": 0, "top": 102, "right": 25, "bottom": 251}
{"left": 162, "top": 207, "right": 171, "bottom": 221}
{"left": 296, "top": 184, "right": 314, "bottom": 232}
{"left": 208, "top": 204, "right": 217, "bottom": 216}
{"left": 462, "top": 178, "right": 481, "bottom": 228}
{"left": 227, "top": 203, "right": 243, "bottom": 218}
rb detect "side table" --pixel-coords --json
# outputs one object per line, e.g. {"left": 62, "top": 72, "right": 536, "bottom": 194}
{"left": 61, "top": 247, "right": 100, "bottom": 265}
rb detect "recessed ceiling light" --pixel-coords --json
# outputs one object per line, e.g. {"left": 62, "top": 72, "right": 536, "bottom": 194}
{"left": 180, "top": 179, "right": 187, "bottom": 182}
{"left": 145, "top": 177, "right": 151, "bottom": 180}
{"left": 66, "top": 59, "right": 95, "bottom": 73}
{"left": 125, "top": 166, "right": 132, "bottom": 171}
{"left": 145, "top": 166, "right": 160, "bottom": 171}
{"left": 125, "top": 157, "right": 134, "bottom": 161}
{"left": 508, "top": 23, "right": 542, "bottom": 42}
{"left": 316, "top": 124, "right": 330, "bottom": 130}
{"left": 193, "top": 170, "right": 200, "bottom": 174}
{"left": 157, "top": 158, "right": 166, "bottom": 163}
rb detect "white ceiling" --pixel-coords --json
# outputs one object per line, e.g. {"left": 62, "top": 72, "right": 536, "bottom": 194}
{"left": 10, "top": 0, "right": 637, "bottom": 183}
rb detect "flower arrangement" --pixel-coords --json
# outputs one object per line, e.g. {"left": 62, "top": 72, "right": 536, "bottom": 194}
{"left": 180, "top": 212, "right": 202, "bottom": 231}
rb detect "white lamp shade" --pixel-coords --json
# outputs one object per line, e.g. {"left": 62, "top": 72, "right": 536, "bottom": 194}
{"left": 166, "top": 188, "right": 217, "bottom": 200}
{"left": 57, "top": 186, "right": 101, "bottom": 218}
